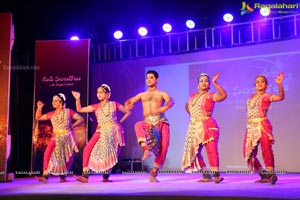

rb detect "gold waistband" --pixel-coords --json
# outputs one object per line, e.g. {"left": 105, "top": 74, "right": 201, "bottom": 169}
{"left": 190, "top": 117, "right": 210, "bottom": 123}
{"left": 145, "top": 115, "right": 160, "bottom": 126}
{"left": 96, "top": 122, "right": 115, "bottom": 130}
{"left": 53, "top": 129, "right": 69, "bottom": 135}
{"left": 247, "top": 117, "right": 266, "bottom": 123}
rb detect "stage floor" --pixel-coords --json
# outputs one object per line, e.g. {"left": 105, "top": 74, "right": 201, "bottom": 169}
{"left": 0, "top": 173, "right": 299, "bottom": 200}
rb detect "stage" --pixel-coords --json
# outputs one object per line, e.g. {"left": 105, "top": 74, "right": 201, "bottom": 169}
{"left": 0, "top": 173, "right": 299, "bottom": 200}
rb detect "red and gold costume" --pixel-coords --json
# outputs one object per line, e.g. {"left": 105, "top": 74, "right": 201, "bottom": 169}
{"left": 182, "top": 92, "right": 220, "bottom": 173}
{"left": 134, "top": 114, "right": 170, "bottom": 169}
{"left": 82, "top": 101, "right": 124, "bottom": 173}
{"left": 43, "top": 108, "right": 79, "bottom": 175}
{"left": 243, "top": 93, "right": 275, "bottom": 172}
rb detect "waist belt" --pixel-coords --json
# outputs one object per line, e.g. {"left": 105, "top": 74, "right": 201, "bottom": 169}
{"left": 247, "top": 117, "right": 266, "bottom": 124}
{"left": 190, "top": 116, "right": 210, "bottom": 123}
{"left": 53, "top": 129, "right": 69, "bottom": 135}
{"left": 145, "top": 115, "right": 160, "bottom": 126}
{"left": 96, "top": 122, "right": 115, "bottom": 132}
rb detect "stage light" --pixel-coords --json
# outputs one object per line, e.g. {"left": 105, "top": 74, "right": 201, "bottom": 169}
{"left": 162, "top": 23, "right": 172, "bottom": 33}
{"left": 223, "top": 13, "right": 233, "bottom": 23}
{"left": 186, "top": 20, "right": 195, "bottom": 29}
{"left": 260, "top": 7, "right": 271, "bottom": 17}
{"left": 138, "top": 27, "right": 148, "bottom": 37}
{"left": 70, "top": 36, "right": 79, "bottom": 40}
{"left": 113, "top": 30, "right": 123, "bottom": 40}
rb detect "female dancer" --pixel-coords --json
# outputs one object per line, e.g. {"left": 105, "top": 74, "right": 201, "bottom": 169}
{"left": 244, "top": 72, "right": 284, "bottom": 185}
{"left": 72, "top": 84, "right": 130, "bottom": 182}
{"left": 182, "top": 73, "right": 227, "bottom": 183}
{"left": 35, "top": 93, "right": 84, "bottom": 183}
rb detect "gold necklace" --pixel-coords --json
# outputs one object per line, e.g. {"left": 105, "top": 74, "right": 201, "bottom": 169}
{"left": 249, "top": 94, "right": 262, "bottom": 109}
{"left": 100, "top": 102, "right": 110, "bottom": 116}
{"left": 55, "top": 109, "right": 65, "bottom": 122}
{"left": 191, "top": 92, "right": 206, "bottom": 106}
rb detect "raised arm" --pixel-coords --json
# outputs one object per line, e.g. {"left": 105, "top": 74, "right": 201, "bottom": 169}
{"left": 35, "top": 101, "right": 49, "bottom": 121}
{"left": 124, "top": 93, "right": 142, "bottom": 111}
{"left": 271, "top": 72, "right": 285, "bottom": 102}
{"left": 71, "top": 91, "right": 94, "bottom": 113}
{"left": 117, "top": 103, "right": 131, "bottom": 123}
{"left": 212, "top": 73, "right": 227, "bottom": 102}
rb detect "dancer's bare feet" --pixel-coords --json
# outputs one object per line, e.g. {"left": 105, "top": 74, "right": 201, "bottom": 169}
{"left": 74, "top": 175, "right": 88, "bottom": 183}
{"left": 149, "top": 175, "right": 160, "bottom": 183}
{"left": 270, "top": 174, "right": 278, "bottom": 185}
{"left": 197, "top": 178, "right": 213, "bottom": 182}
{"left": 255, "top": 178, "right": 270, "bottom": 183}
{"left": 149, "top": 168, "right": 159, "bottom": 183}
{"left": 103, "top": 178, "right": 113, "bottom": 182}
{"left": 35, "top": 176, "right": 48, "bottom": 184}
{"left": 214, "top": 176, "right": 224, "bottom": 184}
{"left": 59, "top": 175, "right": 69, "bottom": 183}
{"left": 142, "top": 150, "right": 151, "bottom": 161}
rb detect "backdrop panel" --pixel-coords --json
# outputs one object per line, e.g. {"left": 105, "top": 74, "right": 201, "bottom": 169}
{"left": 91, "top": 38, "right": 300, "bottom": 172}
{"left": 0, "top": 12, "right": 13, "bottom": 182}
{"left": 32, "top": 39, "right": 90, "bottom": 175}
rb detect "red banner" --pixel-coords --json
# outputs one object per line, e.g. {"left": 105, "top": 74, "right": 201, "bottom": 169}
{"left": 32, "top": 39, "right": 89, "bottom": 175}
{"left": 0, "top": 13, "right": 13, "bottom": 182}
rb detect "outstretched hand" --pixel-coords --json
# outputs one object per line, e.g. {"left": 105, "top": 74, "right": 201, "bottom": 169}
{"left": 71, "top": 91, "right": 81, "bottom": 99}
{"left": 212, "top": 73, "right": 220, "bottom": 84}
{"left": 275, "top": 72, "right": 284, "bottom": 85}
{"left": 37, "top": 101, "right": 44, "bottom": 108}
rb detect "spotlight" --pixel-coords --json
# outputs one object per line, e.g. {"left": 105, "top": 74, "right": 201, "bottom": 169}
{"left": 162, "top": 23, "right": 172, "bottom": 33}
{"left": 70, "top": 36, "right": 79, "bottom": 40}
{"left": 260, "top": 7, "right": 271, "bottom": 17}
{"left": 138, "top": 27, "right": 148, "bottom": 37}
{"left": 223, "top": 13, "right": 233, "bottom": 23}
{"left": 186, "top": 20, "right": 195, "bottom": 29}
{"left": 113, "top": 30, "right": 123, "bottom": 40}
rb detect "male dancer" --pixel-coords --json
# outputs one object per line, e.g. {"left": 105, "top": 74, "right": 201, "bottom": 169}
{"left": 125, "top": 70, "right": 174, "bottom": 182}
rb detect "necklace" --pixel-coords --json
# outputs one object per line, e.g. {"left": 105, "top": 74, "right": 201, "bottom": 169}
{"left": 100, "top": 102, "right": 110, "bottom": 116}
{"left": 191, "top": 92, "right": 206, "bottom": 106}
{"left": 53, "top": 109, "right": 66, "bottom": 127}
{"left": 249, "top": 94, "right": 262, "bottom": 109}
{"left": 55, "top": 109, "right": 65, "bottom": 120}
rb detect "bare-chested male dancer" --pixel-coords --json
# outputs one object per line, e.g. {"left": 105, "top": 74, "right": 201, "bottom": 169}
{"left": 125, "top": 70, "right": 174, "bottom": 182}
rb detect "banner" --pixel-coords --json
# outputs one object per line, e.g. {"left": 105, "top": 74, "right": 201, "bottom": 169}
{"left": 32, "top": 39, "right": 90, "bottom": 175}
{"left": 0, "top": 13, "right": 13, "bottom": 182}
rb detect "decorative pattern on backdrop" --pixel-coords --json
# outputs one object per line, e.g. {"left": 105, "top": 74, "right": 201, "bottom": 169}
{"left": 32, "top": 40, "right": 90, "bottom": 175}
